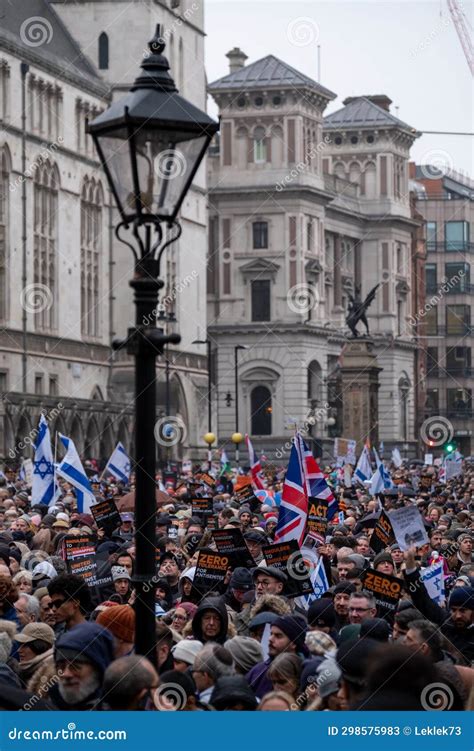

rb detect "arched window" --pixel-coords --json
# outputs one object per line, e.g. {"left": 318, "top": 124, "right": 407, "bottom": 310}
{"left": 253, "top": 126, "right": 267, "bottom": 163}
{"left": 98, "top": 32, "right": 109, "bottom": 70}
{"left": 33, "top": 161, "right": 57, "bottom": 331}
{"left": 0, "top": 148, "right": 9, "bottom": 322}
{"left": 81, "top": 177, "right": 102, "bottom": 337}
{"left": 251, "top": 385, "right": 272, "bottom": 435}
{"left": 364, "top": 162, "right": 376, "bottom": 198}
{"left": 308, "top": 360, "right": 323, "bottom": 403}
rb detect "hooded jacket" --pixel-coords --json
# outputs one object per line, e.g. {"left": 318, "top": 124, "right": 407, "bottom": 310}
{"left": 235, "top": 593, "right": 292, "bottom": 636}
{"left": 191, "top": 597, "right": 229, "bottom": 644}
{"left": 48, "top": 623, "right": 114, "bottom": 710}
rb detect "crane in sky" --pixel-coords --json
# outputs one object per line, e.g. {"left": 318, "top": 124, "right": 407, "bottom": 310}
{"left": 446, "top": 0, "right": 474, "bottom": 75}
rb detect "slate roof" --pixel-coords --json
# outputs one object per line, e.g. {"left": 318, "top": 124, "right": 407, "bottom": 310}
{"left": 324, "top": 96, "right": 415, "bottom": 132}
{"left": 208, "top": 54, "right": 336, "bottom": 100}
{"left": 0, "top": 0, "right": 105, "bottom": 91}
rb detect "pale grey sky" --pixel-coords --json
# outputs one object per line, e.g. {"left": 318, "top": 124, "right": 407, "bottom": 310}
{"left": 205, "top": 0, "right": 474, "bottom": 175}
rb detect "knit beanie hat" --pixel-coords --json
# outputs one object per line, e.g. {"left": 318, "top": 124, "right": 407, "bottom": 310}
{"left": 225, "top": 635, "right": 264, "bottom": 673}
{"left": 96, "top": 605, "right": 135, "bottom": 642}
{"left": 449, "top": 586, "right": 474, "bottom": 610}
{"left": 272, "top": 615, "right": 308, "bottom": 652}
{"left": 373, "top": 552, "right": 394, "bottom": 567}
{"left": 171, "top": 639, "right": 203, "bottom": 667}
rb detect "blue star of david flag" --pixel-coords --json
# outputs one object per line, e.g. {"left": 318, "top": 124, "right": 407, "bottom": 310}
{"left": 56, "top": 434, "right": 95, "bottom": 513}
{"left": 32, "top": 415, "right": 56, "bottom": 506}
{"left": 103, "top": 442, "right": 131, "bottom": 483}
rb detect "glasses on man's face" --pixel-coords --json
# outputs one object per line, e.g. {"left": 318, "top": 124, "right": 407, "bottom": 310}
{"left": 49, "top": 598, "right": 65, "bottom": 609}
{"left": 349, "top": 606, "right": 370, "bottom": 614}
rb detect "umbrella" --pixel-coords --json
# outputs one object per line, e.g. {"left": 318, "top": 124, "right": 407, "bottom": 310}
{"left": 115, "top": 489, "right": 171, "bottom": 512}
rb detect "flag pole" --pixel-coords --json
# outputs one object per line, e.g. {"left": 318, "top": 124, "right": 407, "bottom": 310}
{"left": 53, "top": 430, "right": 58, "bottom": 498}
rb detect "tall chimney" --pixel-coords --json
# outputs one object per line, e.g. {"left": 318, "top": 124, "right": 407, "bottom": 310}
{"left": 343, "top": 94, "right": 392, "bottom": 112}
{"left": 226, "top": 47, "right": 248, "bottom": 74}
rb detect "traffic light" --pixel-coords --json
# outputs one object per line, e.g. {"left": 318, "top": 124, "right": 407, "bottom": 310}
{"left": 445, "top": 443, "right": 455, "bottom": 454}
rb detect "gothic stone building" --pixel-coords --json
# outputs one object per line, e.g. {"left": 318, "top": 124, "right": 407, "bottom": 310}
{"left": 207, "top": 50, "right": 422, "bottom": 460}
{"left": 0, "top": 0, "right": 210, "bottom": 465}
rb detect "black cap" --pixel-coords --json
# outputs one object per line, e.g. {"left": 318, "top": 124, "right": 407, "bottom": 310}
{"left": 229, "top": 567, "right": 253, "bottom": 591}
{"left": 251, "top": 566, "right": 287, "bottom": 584}
{"left": 336, "top": 638, "right": 378, "bottom": 686}
{"left": 359, "top": 618, "right": 391, "bottom": 642}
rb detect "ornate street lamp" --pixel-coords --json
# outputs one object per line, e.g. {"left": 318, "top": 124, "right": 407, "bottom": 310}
{"left": 87, "top": 25, "right": 218, "bottom": 664}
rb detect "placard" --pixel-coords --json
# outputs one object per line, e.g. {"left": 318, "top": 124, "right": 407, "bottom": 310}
{"left": 369, "top": 510, "right": 396, "bottom": 554}
{"left": 262, "top": 540, "right": 313, "bottom": 598}
{"left": 306, "top": 497, "right": 328, "bottom": 543}
{"left": 189, "top": 549, "right": 230, "bottom": 603}
{"left": 235, "top": 484, "right": 261, "bottom": 513}
{"left": 196, "top": 472, "right": 216, "bottom": 489}
{"left": 191, "top": 497, "right": 214, "bottom": 518}
{"left": 212, "top": 528, "right": 256, "bottom": 569}
{"left": 389, "top": 505, "right": 429, "bottom": 551}
{"left": 64, "top": 534, "right": 97, "bottom": 587}
{"left": 91, "top": 498, "right": 121, "bottom": 532}
{"left": 361, "top": 567, "right": 402, "bottom": 620}
{"left": 333, "top": 438, "right": 357, "bottom": 465}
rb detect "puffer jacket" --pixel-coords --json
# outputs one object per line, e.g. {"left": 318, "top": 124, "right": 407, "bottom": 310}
{"left": 234, "top": 593, "right": 292, "bottom": 636}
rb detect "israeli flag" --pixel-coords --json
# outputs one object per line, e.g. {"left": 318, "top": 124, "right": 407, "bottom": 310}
{"left": 32, "top": 415, "right": 56, "bottom": 506}
{"left": 56, "top": 434, "right": 95, "bottom": 513}
{"left": 104, "top": 442, "right": 131, "bottom": 483}
{"left": 295, "top": 552, "right": 330, "bottom": 611}
{"left": 353, "top": 445, "right": 372, "bottom": 486}
{"left": 369, "top": 448, "right": 394, "bottom": 495}
{"left": 421, "top": 561, "right": 445, "bottom": 605}
{"left": 391, "top": 448, "right": 403, "bottom": 468}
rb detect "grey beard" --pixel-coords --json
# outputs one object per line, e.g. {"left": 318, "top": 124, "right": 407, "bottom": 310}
{"left": 59, "top": 671, "right": 101, "bottom": 705}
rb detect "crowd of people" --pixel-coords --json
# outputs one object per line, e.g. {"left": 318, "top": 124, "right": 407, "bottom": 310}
{"left": 0, "top": 455, "right": 472, "bottom": 712}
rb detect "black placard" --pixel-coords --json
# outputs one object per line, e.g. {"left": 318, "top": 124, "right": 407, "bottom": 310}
{"left": 306, "top": 497, "right": 328, "bottom": 542}
{"left": 91, "top": 498, "right": 121, "bottom": 532}
{"left": 370, "top": 510, "right": 396, "bottom": 554}
{"left": 262, "top": 539, "right": 313, "bottom": 598}
{"left": 64, "top": 534, "right": 98, "bottom": 588}
{"left": 361, "top": 567, "right": 403, "bottom": 621}
{"left": 189, "top": 549, "right": 230, "bottom": 603}
{"left": 196, "top": 472, "right": 216, "bottom": 489}
{"left": 212, "top": 528, "right": 256, "bottom": 569}
{"left": 235, "top": 484, "right": 262, "bottom": 513}
{"left": 191, "top": 497, "right": 214, "bottom": 517}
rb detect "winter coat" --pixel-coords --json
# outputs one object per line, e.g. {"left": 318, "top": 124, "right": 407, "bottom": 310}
{"left": 404, "top": 568, "right": 474, "bottom": 665}
{"left": 24, "top": 651, "right": 57, "bottom": 697}
{"left": 234, "top": 593, "right": 292, "bottom": 636}
{"left": 191, "top": 597, "right": 229, "bottom": 644}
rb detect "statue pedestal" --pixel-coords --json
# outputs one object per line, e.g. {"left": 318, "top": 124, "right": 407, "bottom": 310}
{"left": 340, "top": 338, "right": 382, "bottom": 452}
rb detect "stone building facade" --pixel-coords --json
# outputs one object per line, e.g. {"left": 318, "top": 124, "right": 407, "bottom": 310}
{"left": 412, "top": 165, "right": 473, "bottom": 456}
{"left": 0, "top": 0, "right": 210, "bottom": 465}
{"left": 207, "top": 50, "right": 423, "bottom": 461}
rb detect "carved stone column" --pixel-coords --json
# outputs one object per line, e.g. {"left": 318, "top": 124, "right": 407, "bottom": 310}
{"left": 340, "top": 338, "right": 382, "bottom": 452}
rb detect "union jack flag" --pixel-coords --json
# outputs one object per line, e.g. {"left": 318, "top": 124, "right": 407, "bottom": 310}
{"left": 303, "top": 442, "right": 339, "bottom": 521}
{"left": 275, "top": 434, "right": 339, "bottom": 546}
{"left": 245, "top": 434, "right": 265, "bottom": 490}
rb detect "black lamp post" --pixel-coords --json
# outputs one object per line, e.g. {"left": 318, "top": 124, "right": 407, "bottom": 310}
{"left": 233, "top": 345, "right": 247, "bottom": 465}
{"left": 87, "top": 25, "right": 218, "bottom": 664}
